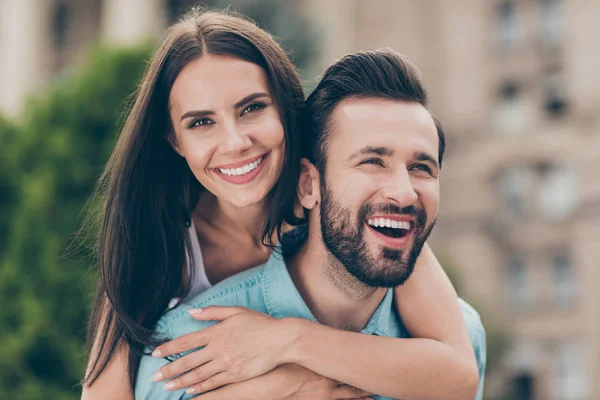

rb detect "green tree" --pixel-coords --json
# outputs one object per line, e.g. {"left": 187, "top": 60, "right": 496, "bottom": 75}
{"left": 0, "top": 116, "right": 19, "bottom": 259}
{"left": 0, "top": 45, "right": 151, "bottom": 400}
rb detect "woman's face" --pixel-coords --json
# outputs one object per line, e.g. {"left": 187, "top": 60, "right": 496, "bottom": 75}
{"left": 169, "top": 55, "right": 285, "bottom": 209}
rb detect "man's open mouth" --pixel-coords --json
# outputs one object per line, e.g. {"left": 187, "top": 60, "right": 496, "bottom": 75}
{"left": 366, "top": 217, "right": 412, "bottom": 238}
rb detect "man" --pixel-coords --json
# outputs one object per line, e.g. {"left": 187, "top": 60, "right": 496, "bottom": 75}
{"left": 136, "top": 49, "right": 486, "bottom": 400}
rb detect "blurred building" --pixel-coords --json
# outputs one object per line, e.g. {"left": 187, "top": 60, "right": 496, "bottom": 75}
{"left": 0, "top": 0, "right": 170, "bottom": 116}
{"left": 1, "top": 1, "right": 598, "bottom": 399}
{"left": 302, "top": 1, "right": 600, "bottom": 399}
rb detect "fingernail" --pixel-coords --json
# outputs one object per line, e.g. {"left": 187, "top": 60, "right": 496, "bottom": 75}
{"left": 186, "top": 387, "right": 196, "bottom": 394}
{"left": 164, "top": 382, "right": 176, "bottom": 390}
{"left": 152, "top": 371, "right": 163, "bottom": 382}
{"left": 187, "top": 308, "right": 203, "bottom": 315}
{"left": 152, "top": 349, "right": 162, "bottom": 357}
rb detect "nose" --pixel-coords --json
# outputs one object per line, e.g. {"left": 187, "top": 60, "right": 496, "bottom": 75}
{"left": 382, "top": 168, "right": 418, "bottom": 207}
{"left": 219, "top": 120, "right": 252, "bottom": 156}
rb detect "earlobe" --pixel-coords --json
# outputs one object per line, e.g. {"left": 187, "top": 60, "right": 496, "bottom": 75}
{"left": 297, "top": 158, "right": 321, "bottom": 210}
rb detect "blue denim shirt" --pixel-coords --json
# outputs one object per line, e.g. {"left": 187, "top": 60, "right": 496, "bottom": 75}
{"left": 136, "top": 236, "right": 486, "bottom": 400}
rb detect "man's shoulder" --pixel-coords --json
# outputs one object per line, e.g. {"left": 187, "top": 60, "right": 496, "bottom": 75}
{"left": 457, "top": 298, "right": 486, "bottom": 345}
{"left": 458, "top": 298, "right": 487, "bottom": 400}
{"left": 156, "top": 263, "right": 269, "bottom": 335}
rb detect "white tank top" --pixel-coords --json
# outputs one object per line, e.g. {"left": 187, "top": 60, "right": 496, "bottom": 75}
{"left": 167, "top": 220, "right": 213, "bottom": 309}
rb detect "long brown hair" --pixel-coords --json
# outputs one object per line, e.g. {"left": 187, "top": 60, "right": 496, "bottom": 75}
{"left": 84, "top": 8, "right": 304, "bottom": 389}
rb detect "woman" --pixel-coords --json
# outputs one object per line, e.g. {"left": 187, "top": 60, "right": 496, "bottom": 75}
{"left": 82, "top": 8, "right": 479, "bottom": 400}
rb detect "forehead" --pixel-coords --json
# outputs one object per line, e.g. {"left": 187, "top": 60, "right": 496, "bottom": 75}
{"left": 328, "top": 97, "right": 438, "bottom": 161}
{"left": 169, "top": 55, "right": 269, "bottom": 109}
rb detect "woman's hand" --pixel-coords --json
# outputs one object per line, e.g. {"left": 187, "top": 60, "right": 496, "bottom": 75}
{"left": 151, "top": 306, "right": 300, "bottom": 394}
{"left": 187, "top": 364, "right": 373, "bottom": 400}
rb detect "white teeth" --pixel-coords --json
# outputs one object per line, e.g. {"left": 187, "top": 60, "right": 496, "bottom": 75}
{"left": 218, "top": 156, "right": 263, "bottom": 176}
{"left": 367, "top": 218, "right": 411, "bottom": 230}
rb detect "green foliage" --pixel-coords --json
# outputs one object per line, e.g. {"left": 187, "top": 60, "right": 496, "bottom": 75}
{"left": 0, "top": 116, "right": 19, "bottom": 258}
{"left": 0, "top": 45, "right": 151, "bottom": 400}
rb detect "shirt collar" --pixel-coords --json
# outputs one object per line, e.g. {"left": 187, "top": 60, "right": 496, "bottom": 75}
{"left": 360, "top": 287, "right": 395, "bottom": 336}
{"left": 262, "top": 246, "right": 318, "bottom": 323}
{"left": 262, "top": 233, "right": 397, "bottom": 336}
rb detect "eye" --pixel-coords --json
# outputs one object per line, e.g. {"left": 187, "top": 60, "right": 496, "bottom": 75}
{"left": 410, "top": 164, "right": 433, "bottom": 174}
{"left": 188, "top": 118, "right": 214, "bottom": 129}
{"left": 359, "top": 158, "right": 384, "bottom": 167}
{"left": 240, "top": 102, "right": 267, "bottom": 116}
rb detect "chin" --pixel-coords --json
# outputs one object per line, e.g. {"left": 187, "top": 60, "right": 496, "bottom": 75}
{"left": 228, "top": 191, "right": 269, "bottom": 209}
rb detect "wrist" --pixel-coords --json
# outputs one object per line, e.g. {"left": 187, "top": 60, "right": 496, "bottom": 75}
{"left": 279, "top": 317, "right": 309, "bottom": 365}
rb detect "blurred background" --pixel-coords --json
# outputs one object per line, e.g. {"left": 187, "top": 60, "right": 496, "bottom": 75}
{"left": 0, "top": 0, "right": 598, "bottom": 399}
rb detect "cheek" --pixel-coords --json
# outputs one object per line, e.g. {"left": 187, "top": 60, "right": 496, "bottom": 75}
{"left": 333, "top": 173, "right": 377, "bottom": 212}
{"left": 418, "top": 182, "right": 439, "bottom": 220}
{"left": 260, "top": 118, "right": 285, "bottom": 150}
{"left": 179, "top": 135, "right": 217, "bottom": 176}
{"left": 249, "top": 108, "right": 285, "bottom": 148}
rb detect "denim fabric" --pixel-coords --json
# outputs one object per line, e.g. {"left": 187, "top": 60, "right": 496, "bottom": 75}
{"left": 136, "top": 236, "right": 486, "bottom": 400}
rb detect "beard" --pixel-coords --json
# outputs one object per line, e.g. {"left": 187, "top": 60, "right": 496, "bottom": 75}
{"left": 319, "top": 181, "right": 435, "bottom": 288}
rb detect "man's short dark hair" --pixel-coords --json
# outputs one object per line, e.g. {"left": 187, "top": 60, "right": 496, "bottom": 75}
{"left": 303, "top": 49, "right": 446, "bottom": 173}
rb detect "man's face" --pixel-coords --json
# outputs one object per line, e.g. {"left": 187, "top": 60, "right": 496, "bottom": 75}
{"left": 319, "top": 97, "right": 440, "bottom": 287}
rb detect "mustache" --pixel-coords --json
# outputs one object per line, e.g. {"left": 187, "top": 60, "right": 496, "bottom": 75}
{"left": 358, "top": 204, "right": 427, "bottom": 226}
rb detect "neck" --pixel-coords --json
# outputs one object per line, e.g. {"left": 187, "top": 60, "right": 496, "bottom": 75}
{"left": 194, "top": 191, "right": 269, "bottom": 248}
{"left": 288, "top": 223, "right": 387, "bottom": 331}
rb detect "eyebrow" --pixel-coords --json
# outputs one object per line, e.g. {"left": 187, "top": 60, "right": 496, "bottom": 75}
{"left": 179, "top": 92, "right": 271, "bottom": 122}
{"left": 414, "top": 151, "right": 439, "bottom": 170}
{"left": 347, "top": 146, "right": 394, "bottom": 162}
{"left": 234, "top": 92, "right": 271, "bottom": 108}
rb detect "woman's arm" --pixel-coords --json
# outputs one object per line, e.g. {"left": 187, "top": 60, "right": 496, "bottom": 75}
{"left": 152, "top": 244, "right": 479, "bottom": 399}
{"left": 81, "top": 299, "right": 134, "bottom": 400}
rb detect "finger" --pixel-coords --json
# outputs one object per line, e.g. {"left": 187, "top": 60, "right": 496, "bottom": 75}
{"left": 163, "top": 360, "right": 223, "bottom": 392}
{"left": 152, "top": 329, "right": 211, "bottom": 358}
{"left": 186, "top": 376, "right": 268, "bottom": 400}
{"left": 187, "top": 305, "right": 248, "bottom": 321}
{"left": 332, "top": 385, "right": 372, "bottom": 399}
{"left": 341, "top": 398, "right": 373, "bottom": 400}
{"left": 153, "top": 348, "right": 213, "bottom": 381}
{"left": 186, "top": 371, "right": 236, "bottom": 396}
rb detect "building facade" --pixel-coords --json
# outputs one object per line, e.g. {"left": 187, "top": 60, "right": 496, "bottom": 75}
{"left": 1, "top": 1, "right": 598, "bottom": 399}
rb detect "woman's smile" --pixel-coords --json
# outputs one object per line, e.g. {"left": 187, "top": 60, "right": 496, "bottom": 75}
{"left": 212, "top": 152, "right": 269, "bottom": 185}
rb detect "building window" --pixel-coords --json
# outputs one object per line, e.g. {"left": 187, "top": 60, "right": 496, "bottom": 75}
{"left": 511, "top": 373, "right": 535, "bottom": 400}
{"left": 52, "top": 2, "right": 69, "bottom": 48}
{"left": 551, "top": 250, "right": 575, "bottom": 307}
{"left": 495, "top": 1, "right": 520, "bottom": 50}
{"left": 543, "top": 70, "right": 568, "bottom": 118}
{"left": 498, "top": 166, "right": 535, "bottom": 218}
{"left": 494, "top": 82, "right": 534, "bottom": 135}
{"left": 540, "top": 0, "right": 563, "bottom": 49}
{"left": 538, "top": 163, "right": 577, "bottom": 219}
{"left": 507, "top": 255, "right": 530, "bottom": 308}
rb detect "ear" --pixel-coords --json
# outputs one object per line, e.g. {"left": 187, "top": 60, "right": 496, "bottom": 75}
{"left": 167, "top": 132, "right": 184, "bottom": 157}
{"left": 297, "top": 158, "right": 321, "bottom": 210}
